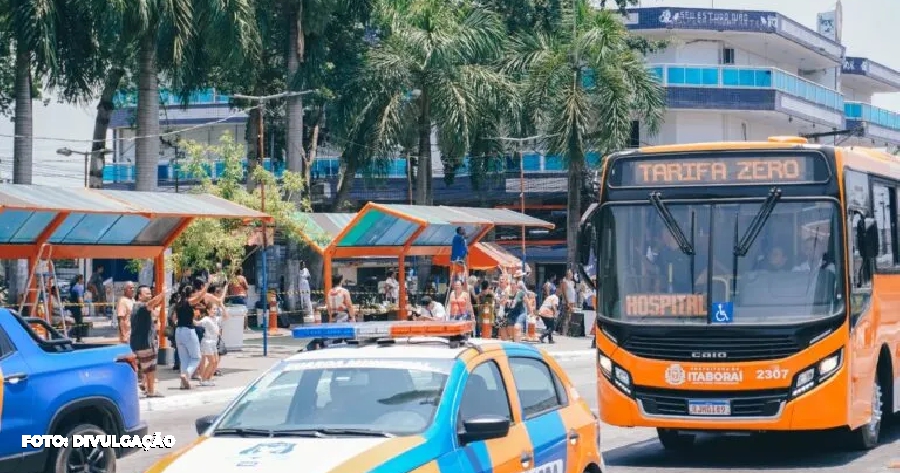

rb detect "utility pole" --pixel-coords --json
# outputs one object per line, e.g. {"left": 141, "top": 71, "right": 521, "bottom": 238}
{"left": 56, "top": 148, "right": 113, "bottom": 187}
{"left": 232, "top": 91, "right": 314, "bottom": 357}
{"left": 489, "top": 135, "right": 547, "bottom": 274}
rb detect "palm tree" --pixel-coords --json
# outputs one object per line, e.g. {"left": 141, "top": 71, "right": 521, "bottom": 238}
{"left": 4, "top": 0, "right": 61, "bottom": 185}
{"left": 344, "top": 0, "right": 514, "bottom": 205}
{"left": 128, "top": 0, "right": 258, "bottom": 191}
{"left": 507, "top": 0, "right": 665, "bottom": 266}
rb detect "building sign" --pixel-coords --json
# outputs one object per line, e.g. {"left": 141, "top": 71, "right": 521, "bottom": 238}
{"left": 613, "top": 155, "right": 824, "bottom": 187}
{"left": 624, "top": 294, "right": 706, "bottom": 317}
{"left": 843, "top": 57, "right": 870, "bottom": 75}
{"left": 653, "top": 8, "right": 778, "bottom": 32}
{"left": 816, "top": 11, "right": 836, "bottom": 41}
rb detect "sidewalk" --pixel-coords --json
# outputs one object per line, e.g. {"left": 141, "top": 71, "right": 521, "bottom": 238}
{"left": 139, "top": 332, "right": 594, "bottom": 412}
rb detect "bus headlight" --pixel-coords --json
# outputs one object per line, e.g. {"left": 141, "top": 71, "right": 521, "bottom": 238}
{"left": 598, "top": 350, "right": 632, "bottom": 396}
{"left": 790, "top": 349, "right": 843, "bottom": 398}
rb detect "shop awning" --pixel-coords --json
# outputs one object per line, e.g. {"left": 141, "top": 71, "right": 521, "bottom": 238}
{"left": 290, "top": 212, "right": 356, "bottom": 253}
{"left": 0, "top": 184, "right": 270, "bottom": 259}
{"left": 433, "top": 242, "right": 522, "bottom": 270}
{"left": 329, "top": 203, "right": 553, "bottom": 257}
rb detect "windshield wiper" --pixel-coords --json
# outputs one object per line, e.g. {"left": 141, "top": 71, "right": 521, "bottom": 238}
{"left": 314, "top": 428, "right": 396, "bottom": 438}
{"left": 212, "top": 428, "right": 278, "bottom": 437}
{"left": 734, "top": 187, "right": 782, "bottom": 256}
{"left": 649, "top": 192, "right": 694, "bottom": 255}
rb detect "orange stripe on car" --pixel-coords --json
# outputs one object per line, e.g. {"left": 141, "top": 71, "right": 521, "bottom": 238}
{"left": 144, "top": 436, "right": 208, "bottom": 473}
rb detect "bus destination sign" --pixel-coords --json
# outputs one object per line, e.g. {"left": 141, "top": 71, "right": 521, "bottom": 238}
{"left": 615, "top": 155, "right": 821, "bottom": 187}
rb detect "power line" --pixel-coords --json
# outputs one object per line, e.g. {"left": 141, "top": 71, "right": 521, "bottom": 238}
{"left": 0, "top": 105, "right": 256, "bottom": 144}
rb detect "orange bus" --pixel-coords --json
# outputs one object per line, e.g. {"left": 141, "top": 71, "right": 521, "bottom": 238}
{"left": 576, "top": 136, "right": 900, "bottom": 450}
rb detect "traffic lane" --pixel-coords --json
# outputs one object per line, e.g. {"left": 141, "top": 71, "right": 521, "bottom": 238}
{"left": 564, "top": 360, "right": 900, "bottom": 473}
{"left": 605, "top": 423, "right": 900, "bottom": 473}
{"left": 120, "top": 402, "right": 226, "bottom": 473}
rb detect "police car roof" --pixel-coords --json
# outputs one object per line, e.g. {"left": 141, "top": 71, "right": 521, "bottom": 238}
{"left": 284, "top": 337, "right": 514, "bottom": 363}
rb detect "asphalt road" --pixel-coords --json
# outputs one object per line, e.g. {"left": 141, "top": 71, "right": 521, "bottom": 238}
{"left": 122, "top": 359, "right": 899, "bottom": 473}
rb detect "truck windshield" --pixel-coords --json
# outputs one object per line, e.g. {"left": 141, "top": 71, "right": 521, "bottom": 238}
{"left": 596, "top": 200, "right": 844, "bottom": 325}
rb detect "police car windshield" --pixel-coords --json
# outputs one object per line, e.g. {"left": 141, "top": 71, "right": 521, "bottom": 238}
{"left": 596, "top": 201, "right": 843, "bottom": 325}
{"left": 215, "top": 358, "right": 454, "bottom": 436}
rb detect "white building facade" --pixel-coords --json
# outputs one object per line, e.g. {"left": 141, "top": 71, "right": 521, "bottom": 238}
{"left": 624, "top": 5, "right": 900, "bottom": 149}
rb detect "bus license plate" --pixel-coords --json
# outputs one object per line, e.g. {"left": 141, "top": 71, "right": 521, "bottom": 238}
{"left": 688, "top": 400, "right": 731, "bottom": 416}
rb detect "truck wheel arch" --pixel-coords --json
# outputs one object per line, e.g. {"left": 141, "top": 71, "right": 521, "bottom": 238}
{"left": 46, "top": 396, "right": 124, "bottom": 438}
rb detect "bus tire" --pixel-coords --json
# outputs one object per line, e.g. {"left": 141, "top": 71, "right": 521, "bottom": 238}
{"left": 846, "top": 377, "right": 883, "bottom": 450}
{"left": 656, "top": 428, "right": 695, "bottom": 451}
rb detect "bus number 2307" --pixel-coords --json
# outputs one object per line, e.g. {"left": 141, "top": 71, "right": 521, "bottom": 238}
{"left": 756, "top": 368, "right": 789, "bottom": 380}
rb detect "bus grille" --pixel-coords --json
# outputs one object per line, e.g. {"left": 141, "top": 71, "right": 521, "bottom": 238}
{"left": 634, "top": 387, "right": 788, "bottom": 418}
{"left": 621, "top": 333, "right": 802, "bottom": 362}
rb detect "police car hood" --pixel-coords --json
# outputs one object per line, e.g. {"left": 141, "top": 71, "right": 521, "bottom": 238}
{"left": 160, "top": 436, "right": 428, "bottom": 473}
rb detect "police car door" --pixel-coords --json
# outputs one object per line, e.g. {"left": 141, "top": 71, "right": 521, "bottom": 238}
{"left": 454, "top": 359, "right": 531, "bottom": 472}
{"left": 507, "top": 355, "right": 569, "bottom": 473}
{"left": 0, "top": 325, "right": 33, "bottom": 470}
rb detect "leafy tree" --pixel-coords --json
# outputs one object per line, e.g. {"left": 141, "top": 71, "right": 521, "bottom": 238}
{"left": 338, "top": 0, "right": 515, "bottom": 205}
{"left": 506, "top": 0, "right": 665, "bottom": 266}
{"left": 166, "top": 133, "right": 316, "bottom": 275}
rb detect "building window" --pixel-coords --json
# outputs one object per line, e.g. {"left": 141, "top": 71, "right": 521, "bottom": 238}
{"left": 723, "top": 47, "right": 735, "bottom": 65}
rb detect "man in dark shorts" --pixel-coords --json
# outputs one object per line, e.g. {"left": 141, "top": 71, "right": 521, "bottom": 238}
{"left": 131, "top": 284, "right": 166, "bottom": 397}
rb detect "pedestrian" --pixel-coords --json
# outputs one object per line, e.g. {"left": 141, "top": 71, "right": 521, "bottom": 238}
{"left": 447, "top": 280, "right": 473, "bottom": 321}
{"left": 539, "top": 287, "right": 559, "bottom": 344}
{"left": 174, "top": 285, "right": 203, "bottom": 390}
{"left": 299, "top": 262, "right": 313, "bottom": 322}
{"left": 226, "top": 268, "right": 250, "bottom": 329}
{"left": 68, "top": 275, "right": 86, "bottom": 342}
{"left": 327, "top": 274, "right": 356, "bottom": 323}
{"left": 197, "top": 302, "right": 220, "bottom": 386}
{"left": 88, "top": 265, "right": 107, "bottom": 317}
{"left": 450, "top": 227, "right": 468, "bottom": 281}
{"left": 131, "top": 284, "right": 165, "bottom": 397}
{"left": 116, "top": 282, "right": 135, "bottom": 345}
{"left": 560, "top": 269, "right": 578, "bottom": 336}
{"left": 475, "top": 280, "right": 495, "bottom": 338}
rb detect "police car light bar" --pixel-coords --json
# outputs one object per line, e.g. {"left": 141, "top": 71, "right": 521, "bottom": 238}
{"left": 292, "top": 321, "right": 474, "bottom": 340}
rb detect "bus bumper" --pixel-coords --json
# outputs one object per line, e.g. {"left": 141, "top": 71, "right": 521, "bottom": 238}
{"left": 598, "top": 368, "right": 850, "bottom": 431}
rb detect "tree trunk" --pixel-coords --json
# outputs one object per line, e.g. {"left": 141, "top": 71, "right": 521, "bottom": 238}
{"left": 13, "top": 45, "right": 32, "bottom": 184}
{"left": 285, "top": 1, "right": 304, "bottom": 175}
{"left": 415, "top": 92, "right": 430, "bottom": 204}
{"left": 331, "top": 157, "right": 359, "bottom": 211}
{"left": 135, "top": 33, "right": 160, "bottom": 192}
{"left": 566, "top": 154, "right": 585, "bottom": 270}
{"left": 246, "top": 107, "right": 260, "bottom": 192}
{"left": 89, "top": 68, "right": 125, "bottom": 188}
{"left": 304, "top": 106, "right": 324, "bottom": 199}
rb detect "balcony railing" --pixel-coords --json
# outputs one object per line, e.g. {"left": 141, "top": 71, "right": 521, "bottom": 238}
{"left": 102, "top": 153, "right": 605, "bottom": 183}
{"left": 112, "top": 88, "right": 231, "bottom": 108}
{"left": 649, "top": 64, "right": 844, "bottom": 111}
{"left": 845, "top": 101, "right": 900, "bottom": 131}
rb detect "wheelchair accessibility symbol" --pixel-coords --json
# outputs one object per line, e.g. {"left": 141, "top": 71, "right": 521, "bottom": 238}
{"left": 713, "top": 302, "right": 733, "bottom": 324}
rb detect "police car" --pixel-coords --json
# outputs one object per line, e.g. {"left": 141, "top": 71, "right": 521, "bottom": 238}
{"left": 144, "top": 321, "right": 604, "bottom": 473}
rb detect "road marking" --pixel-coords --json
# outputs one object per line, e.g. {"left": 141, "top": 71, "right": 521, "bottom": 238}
{"left": 140, "top": 349, "right": 595, "bottom": 412}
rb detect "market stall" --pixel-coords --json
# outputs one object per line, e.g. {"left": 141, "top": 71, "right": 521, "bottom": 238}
{"left": 316, "top": 203, "right": 554, "bottom": 320}
{"left": 0, "top": 184, "right": 270, "bottom": 353}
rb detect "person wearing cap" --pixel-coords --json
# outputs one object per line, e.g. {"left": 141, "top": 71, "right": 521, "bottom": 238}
{"left": 416, "top": 296, "right": 447, "bottom": 321}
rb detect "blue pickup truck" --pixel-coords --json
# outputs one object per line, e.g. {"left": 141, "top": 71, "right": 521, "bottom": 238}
{"left": 0, "top": 309, "right": 146, "bottom": 473}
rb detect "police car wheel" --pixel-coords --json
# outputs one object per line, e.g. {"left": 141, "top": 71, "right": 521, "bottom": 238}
{"left": 49, "top": 423, "right": 117, "bottom": 473}
{"left": 656, "top": 428, "right": 695, "bottom": 451}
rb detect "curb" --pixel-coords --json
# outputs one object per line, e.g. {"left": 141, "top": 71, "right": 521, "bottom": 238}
{"left": 139, "top": 349, "right": 595, "bottom": 413}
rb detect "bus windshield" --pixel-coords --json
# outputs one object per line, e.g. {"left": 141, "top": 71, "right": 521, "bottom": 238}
{"left": 596, "top": 199, "right": 844, "bottom": 325}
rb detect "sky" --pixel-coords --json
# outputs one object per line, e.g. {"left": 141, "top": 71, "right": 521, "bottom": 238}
{"left": 0, "top": 0, "right": 898, "bottom": 187}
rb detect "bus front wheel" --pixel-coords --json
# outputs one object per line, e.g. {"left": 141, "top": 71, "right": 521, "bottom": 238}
{"left": 656, "top": 428, "right": 695, "bottom": 451}
{"left": 846, "top": 377, "right": 884, "bottom": 450}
